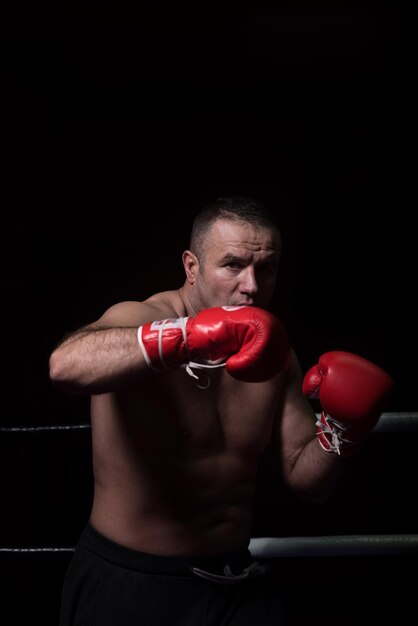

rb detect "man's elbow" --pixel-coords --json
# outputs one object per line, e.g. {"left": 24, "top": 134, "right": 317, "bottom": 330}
{"left": 49, "top": 351, "right": 83, "bottom": 394}
{"left": 49, "top": 350, "right": 65, "bottom": 384}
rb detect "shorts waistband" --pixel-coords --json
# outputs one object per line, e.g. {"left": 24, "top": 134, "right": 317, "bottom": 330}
{"left": 80, "top": 523, "right": 266, "bottom": 583}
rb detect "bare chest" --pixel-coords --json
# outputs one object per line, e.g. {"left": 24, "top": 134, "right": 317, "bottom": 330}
{"left": 117, "top": 368, "right": 282, "bottom": 459}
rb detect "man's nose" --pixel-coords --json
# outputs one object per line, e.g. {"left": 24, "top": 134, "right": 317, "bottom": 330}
{"left": 240, "top": 267, "right": 258, "bottom": 294}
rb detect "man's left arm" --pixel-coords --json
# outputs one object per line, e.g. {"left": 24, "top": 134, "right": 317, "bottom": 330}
{"left": 275, "top": 350, "right": 394, "bottom": 502}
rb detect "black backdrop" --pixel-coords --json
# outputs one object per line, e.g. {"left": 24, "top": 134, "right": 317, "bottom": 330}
{"left": 3, "top": 1, "right": 415, "bottom": 424}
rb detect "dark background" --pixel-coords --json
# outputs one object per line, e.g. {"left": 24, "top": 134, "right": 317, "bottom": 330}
{"left": 3, "top": 1, "right": 416, "bottom": 425}
{"left": 1, "top": 2, "right": 417, "bottom": 624}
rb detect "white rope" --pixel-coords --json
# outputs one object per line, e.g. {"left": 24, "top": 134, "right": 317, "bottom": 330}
{"left": 0, "top": 547, "right": 75, "bottom": 553}
{"left": 249, "top": 534, "right": 418, "bottom": 558}
{"left": 2, "top": 535, "right": 417, "bottom": 556}
{"left": 0, "top": 425, "right": 91, "bottom": 433}
{"left": 373, "top": 412, "right": 418, "bottom": 432}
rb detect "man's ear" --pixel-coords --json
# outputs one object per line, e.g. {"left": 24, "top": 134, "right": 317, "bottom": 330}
{"left": 182, "top": 250, "right": 199, "bottom": 285}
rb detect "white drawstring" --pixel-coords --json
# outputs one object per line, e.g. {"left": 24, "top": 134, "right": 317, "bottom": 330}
{"left": 191, "top": 560, "right": 268, "bottom": 584}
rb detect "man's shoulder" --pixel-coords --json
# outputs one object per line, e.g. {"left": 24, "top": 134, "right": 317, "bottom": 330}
{"left": 96, "top": 291, "right": 185, "bottom": 326}
{"left": 144, "top": 290, "right": 187, "bottom": 318}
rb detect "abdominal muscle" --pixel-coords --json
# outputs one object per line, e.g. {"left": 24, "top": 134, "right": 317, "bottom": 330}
{"left": 89, "top": 369, "right": 280, "bottom": 556}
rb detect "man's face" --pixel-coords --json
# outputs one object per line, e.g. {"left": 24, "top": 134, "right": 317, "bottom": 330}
{"left": 194, "top": 218, "right": 281, "bottom": 310}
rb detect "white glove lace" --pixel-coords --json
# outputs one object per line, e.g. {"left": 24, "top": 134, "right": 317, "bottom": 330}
{"left": 184, "top": 361, "right": 226, "bottom": 390}
{"left": 316, "top": 413, "right": 354, "bottom": 455}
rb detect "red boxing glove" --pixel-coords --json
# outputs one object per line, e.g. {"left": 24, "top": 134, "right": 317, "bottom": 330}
{"left": 138, "top": 306, "right": 290, "bottom": 383}
{"left": 303, "top": 351, "right": 394, "bottom": 455}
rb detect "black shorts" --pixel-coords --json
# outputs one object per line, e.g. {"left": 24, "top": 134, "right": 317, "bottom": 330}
{"left": 59, "top": 523, "right": 286, "bottom": 625}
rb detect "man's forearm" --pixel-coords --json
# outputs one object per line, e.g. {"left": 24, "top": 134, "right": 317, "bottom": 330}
{"left": 287, "top": 436, "right": 348, "bottom": 503}
{"left": 49, "top": 325, "right": 144, "bottom": 394}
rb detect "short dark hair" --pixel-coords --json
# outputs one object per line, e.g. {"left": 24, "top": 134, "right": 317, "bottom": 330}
{"left": 189, "top": 196, "right": 280, "bottom": 255}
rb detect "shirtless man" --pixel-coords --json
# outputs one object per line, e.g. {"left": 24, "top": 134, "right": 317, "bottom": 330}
{"left": 49, "top": 197, "right": 393, "bottom": 625}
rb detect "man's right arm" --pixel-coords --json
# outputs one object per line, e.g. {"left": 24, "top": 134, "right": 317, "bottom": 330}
{"left": 49, "top": 302, "right": 290, "bottom": 394}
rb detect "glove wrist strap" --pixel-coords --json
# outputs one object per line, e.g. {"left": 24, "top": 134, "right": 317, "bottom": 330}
{"left": 138, "top": 317, "right": 190, "bottom": 372}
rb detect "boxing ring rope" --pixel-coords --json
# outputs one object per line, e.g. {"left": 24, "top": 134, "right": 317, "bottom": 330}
{"left": 1, "top": 412, "right": 417, "bottom": 434}
{"left": 1, "top": 535, "right": 417, "bottom": 556}
{"left": 249, "top": 534, "right": 418, "bottom": 558}
{"left": 1, "top": 412, "right": 417, "bottom": 558}
{"left": 372, "top": 412, "right": 418, "bottom": 432}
